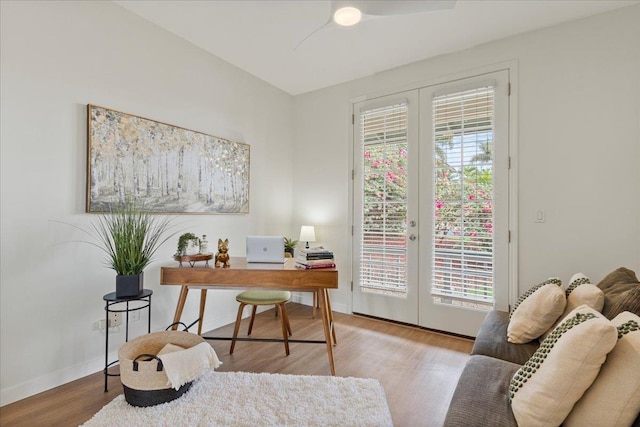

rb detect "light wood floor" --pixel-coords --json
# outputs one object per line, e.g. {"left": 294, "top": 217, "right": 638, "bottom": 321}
{"left": 0, "top": 303, "right": 473, "bottom": 426}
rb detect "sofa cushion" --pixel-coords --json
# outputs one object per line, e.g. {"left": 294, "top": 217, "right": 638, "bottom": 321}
{"left": 507, "top": 278, "right": 566, "bottom": 344}
{"left": 509, "top": 305, "right": 618, "bottom": 427}
{"left": 596, "top": 267, "right": 640, "bottom": 319}
{"left": 564, "top": 311, "right": 640, "bottom": 427}
{"left": 444, "top": 355, "right": 520, "bottom": 427}
{"left": 471, "top": 310, "right": 539, "bottom": 365}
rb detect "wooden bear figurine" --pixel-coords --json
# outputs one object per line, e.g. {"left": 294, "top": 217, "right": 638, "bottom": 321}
{"left": 215, "top": 238, "right": 230, "bottom": 268}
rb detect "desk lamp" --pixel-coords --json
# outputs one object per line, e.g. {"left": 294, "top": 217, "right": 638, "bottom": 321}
{"left": 299, "top": 226, "right": 316, "bottom": 249}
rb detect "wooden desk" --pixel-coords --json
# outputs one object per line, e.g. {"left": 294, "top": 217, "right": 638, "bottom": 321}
{"left": 160, "top": 257, "right": 339, "bottom": 375}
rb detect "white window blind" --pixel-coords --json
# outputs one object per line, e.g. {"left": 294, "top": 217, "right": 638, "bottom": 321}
{"left": 431, "top": 86, "right": 495, "bottom": 307}
{"left": 359, "top": 103, "right": 408, "bottom": 295}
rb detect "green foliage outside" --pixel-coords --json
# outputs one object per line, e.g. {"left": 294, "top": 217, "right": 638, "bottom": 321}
{"left": 362, "top": 133, "right": 493, "bottom": 253}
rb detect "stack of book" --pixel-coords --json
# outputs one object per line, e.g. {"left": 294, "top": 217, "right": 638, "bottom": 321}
{"left": 295, "top": 247, "right": 335, "bottom": 269}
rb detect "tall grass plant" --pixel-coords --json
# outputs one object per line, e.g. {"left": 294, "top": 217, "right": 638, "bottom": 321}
{"left": 88, "top": 203, "right": 178, "bottom": 276}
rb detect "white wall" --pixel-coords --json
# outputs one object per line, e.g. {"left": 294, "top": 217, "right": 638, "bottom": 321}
{"left": 0, "top": 0, "right": 295, "bottom": 405}
{"left": 293, "top": 5, "right": 640, "bottom": 313}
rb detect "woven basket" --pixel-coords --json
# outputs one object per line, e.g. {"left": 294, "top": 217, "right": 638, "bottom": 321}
{"left": 118, "top": 330, "right": 205, "bottom": 407}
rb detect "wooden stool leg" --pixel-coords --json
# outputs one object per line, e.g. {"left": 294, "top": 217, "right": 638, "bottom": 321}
{"left": 282, "top": 303, "right": 292, "bottom": 336}
{"left": 277, "top": 303, "right": 290, "bottom": 356}
{"left": 247, "top": 305, "right": 258, "bottom": 335}
{"left": 230, "top": 302, "right": 246, "bottom": 354}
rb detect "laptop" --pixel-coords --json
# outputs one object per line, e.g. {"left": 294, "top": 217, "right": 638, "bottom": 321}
{"left": 246, "top": 236, "right": 287, "bottom": 263}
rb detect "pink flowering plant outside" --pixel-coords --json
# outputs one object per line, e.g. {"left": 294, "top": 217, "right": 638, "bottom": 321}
{"left": 434, "top": 166, "right": 493, "bottom": 253}
{"left": 363, "top": 142, "right": 408, "bottom": 249}
{"left": 360, "top": 99, "right": 494, "bottom": 301}
{"left": 362, "top": 136, "right": 493, "bottom": 254}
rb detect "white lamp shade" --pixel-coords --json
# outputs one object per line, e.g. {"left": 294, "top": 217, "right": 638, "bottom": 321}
{"left": 299, "top": 225, "right": 316, "bottom": 243}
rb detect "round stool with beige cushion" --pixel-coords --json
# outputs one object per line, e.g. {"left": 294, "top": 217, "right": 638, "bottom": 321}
{"left": 230, "top": 290, "right": 292, "bottom": 355}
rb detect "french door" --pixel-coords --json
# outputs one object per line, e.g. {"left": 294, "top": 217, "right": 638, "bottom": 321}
{"left": 352, "top": 71, "right": 511, "bottom": 336}
{"left": 352, "top": 91, "right": 420, "bottom": 324}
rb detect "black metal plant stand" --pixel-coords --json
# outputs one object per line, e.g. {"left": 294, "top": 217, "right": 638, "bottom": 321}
{"left": 102, "top": 289, "right": 152, "bottom": 392}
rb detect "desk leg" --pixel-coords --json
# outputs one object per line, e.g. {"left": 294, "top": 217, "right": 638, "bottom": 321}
{"left": 324, "top": 289, "right": 337, "bottom": 345}
{"left": 171, "top": 285, "right": 190, "bottom": 330}
{"left": 198, "top": 289, "right": 207, "bottom": 335}
{"left": 317, "top": 288, "right": 336, "bottom": 376}
{"left": 312, "top": 291, "right": 317, "bottom": 318}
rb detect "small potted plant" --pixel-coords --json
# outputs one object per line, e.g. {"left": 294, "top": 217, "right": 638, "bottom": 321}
{"left": 89, "top": 203, "right": 177, "bottom": 297}
{"left": 284, "top": 237, "right": 299, "bottom": 258}
{"left": 175, "top": 233, "right": 201, "bottom": 257}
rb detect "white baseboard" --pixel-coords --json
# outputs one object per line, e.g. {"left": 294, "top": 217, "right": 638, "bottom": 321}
{"left": 290, "top": 293, "right": 346, "bottom": 314}
{"left": 1, "top": 354, "right": 108, "bottom": 407}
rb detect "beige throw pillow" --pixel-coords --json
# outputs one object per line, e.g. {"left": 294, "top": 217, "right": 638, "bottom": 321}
{"left": 541, "top": 274, "right": 605, "bottom": 341}
{"left": 566, "top": 283, "right": 604, "bottom": 313}
{"left": 507, "top": 278, "right": 565, "bottom": 344}
{"left": 564, "top": 311, "right": 640, "bottom": 427}
{"left": 509, "top": 305, "right": 618, "bottom": 427}
{"left": 565, "top": 272, "right": 591, "bottom": 297}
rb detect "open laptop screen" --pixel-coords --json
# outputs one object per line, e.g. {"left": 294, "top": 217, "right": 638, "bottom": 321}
{"left": 246, "top": 236, "right": 286, "bottom": 263}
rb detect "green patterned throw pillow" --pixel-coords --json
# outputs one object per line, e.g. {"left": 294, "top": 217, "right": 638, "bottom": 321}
{"left": 565, "top": 272, "right": 591, "bottom": 298}
{"left": 541, "top": 273, "right": 605, "bottom": 341}
{"left": 564, "top": 274, "right": 603, "bottom": 314}
{"left": 564, "top": 311, "right": 640, "bottom": 427}
{"left": 510, "top": 278, "right": 562, "bottom": 318}
{"left": 509, "top": 305, "right": 617, "bottom": 427}
{"left": 507, "top": 278, "right": 565, "bottom": 343}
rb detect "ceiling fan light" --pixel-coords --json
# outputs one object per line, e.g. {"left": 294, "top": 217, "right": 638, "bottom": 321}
{"left": 333, "top": 6, "right": 362, "bottom": 26}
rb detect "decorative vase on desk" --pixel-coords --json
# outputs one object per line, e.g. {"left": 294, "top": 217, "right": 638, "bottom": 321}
{"left": 116, "top": 273, "right": 144, "bottom": 298}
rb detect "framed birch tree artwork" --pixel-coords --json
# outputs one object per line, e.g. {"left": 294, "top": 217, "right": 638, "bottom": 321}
{"left": 86, "top": 105, "right": 250, "bottom": 214}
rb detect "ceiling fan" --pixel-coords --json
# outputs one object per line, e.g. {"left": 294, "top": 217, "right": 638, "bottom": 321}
{"left": 295, "top": 0, "right": 457, "bottom": 50}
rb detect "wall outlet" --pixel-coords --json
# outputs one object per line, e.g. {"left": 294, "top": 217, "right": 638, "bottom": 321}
{"left": 108, "top": 312, "right": 123, "bottom": 327}
{"left": 129, "top": 310, "right": 140, "bottom": 322}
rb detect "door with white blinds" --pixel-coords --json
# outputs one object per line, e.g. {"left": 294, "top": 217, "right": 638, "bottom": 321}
{"left": 418, "top": 71, "right": 510, "bottom": 336}
{"left": 352, "top": 71, "right": 510, "bottom": 335}
{"left": 352, "top": 92, "right": 419, "bottom": 324}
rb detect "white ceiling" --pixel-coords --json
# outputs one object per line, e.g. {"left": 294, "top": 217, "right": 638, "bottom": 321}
{"left": 115, "top": 0, "right": 638, "bottom": 96}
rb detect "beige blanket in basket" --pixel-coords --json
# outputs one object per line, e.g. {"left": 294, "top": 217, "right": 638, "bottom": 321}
{"left": 157, "top": 342, "right": 222, "bottom": 390}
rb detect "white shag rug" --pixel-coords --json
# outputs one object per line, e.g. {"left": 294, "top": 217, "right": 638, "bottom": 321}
{"left": 82, "top": 370, "right": 393, "bottom": 427}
